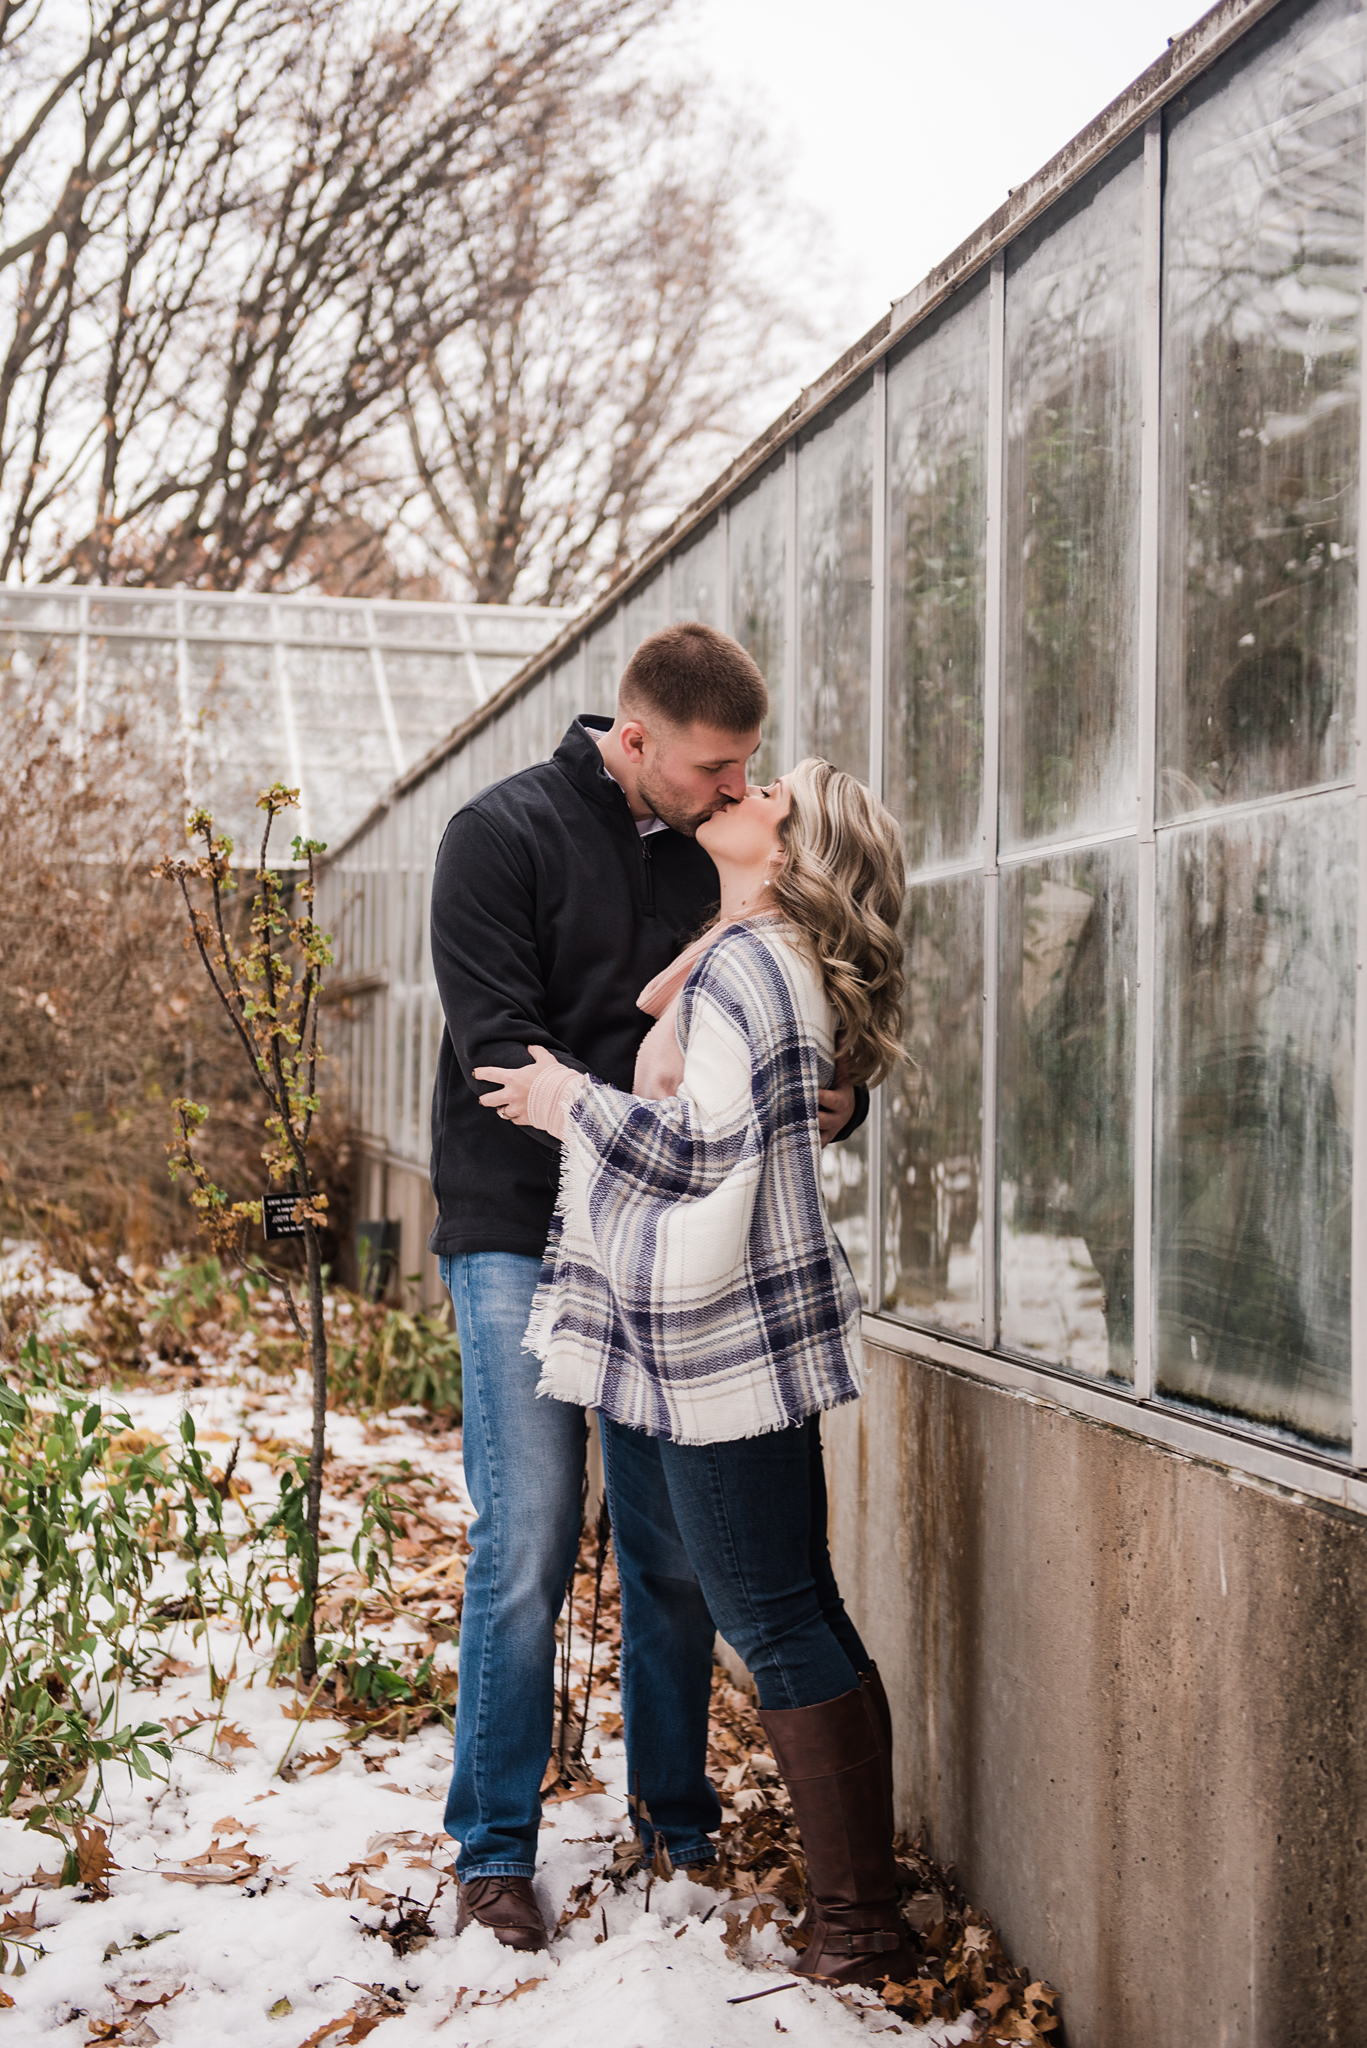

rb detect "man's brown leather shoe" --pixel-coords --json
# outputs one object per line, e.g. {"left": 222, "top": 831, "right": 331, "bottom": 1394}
{"left": 455, "top": 1874, "right": 547, "bottom": 1951}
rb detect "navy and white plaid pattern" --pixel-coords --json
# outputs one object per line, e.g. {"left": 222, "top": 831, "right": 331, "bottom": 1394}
{"left": 524, "top": 922, "right": 864, "bottom": 1444}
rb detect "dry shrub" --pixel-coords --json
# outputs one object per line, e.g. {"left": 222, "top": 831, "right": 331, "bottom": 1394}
{"left": 0, "top": 651, "right": 353, "bottom": 1275}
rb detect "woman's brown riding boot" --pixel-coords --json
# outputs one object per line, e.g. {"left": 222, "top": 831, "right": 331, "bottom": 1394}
{"left": 759, "top": 1684, "right": 920, "bottom": 1987}
{"left": 861, "top": 1663, "right": 895, "bottom": 1831}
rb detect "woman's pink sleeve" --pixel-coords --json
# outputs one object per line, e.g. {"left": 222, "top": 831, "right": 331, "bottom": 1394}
{"left": 525, "top": 1061, "right": 587, "bottom": 1140}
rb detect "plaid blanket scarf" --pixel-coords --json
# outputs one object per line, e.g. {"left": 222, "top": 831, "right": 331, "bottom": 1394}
{"left": 524, "top": 919, "right": 864, "bottom": 1444}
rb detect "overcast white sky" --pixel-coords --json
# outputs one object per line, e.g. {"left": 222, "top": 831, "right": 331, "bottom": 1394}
{"left": 676, "top": 0, "right": 1198, "bottom": 347}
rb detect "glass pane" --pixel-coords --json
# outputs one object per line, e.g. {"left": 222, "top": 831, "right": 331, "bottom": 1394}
{"left": 822, "top": 1122, "right": 869, "bottom": 1305}
{"left": 524, "top": 676, "right": 552, "bottom": 764}
{"left": 798, "top": 381, "right": 873, "bottom": 777}
{"left": 999, "top": 844, "right": 1136, "bottom": 1380}
{"left": 1002, "top": 150, "right": 1143, "bottom": 848}
{"left": 288, "top": 645, "right": 392, "bottom": 848}
{"left": 585, "top": 616, "right": 620, "bottom": 714}
{"left": 552, "top": 654, "right": 580, "bottom": 740}
{"left": 382, "top": 650, "right": 478, "bottom": 757}
{"left": 729, "top": 460, "right": 786, "bottom": 782}
{"left": 0, "top": 589, "right": 81, "bottom": 631}
{"left": 87, "top": 594, "right": 175, "bottom": 635}
{"left": 887, "top": 286, "right": 989, "bottom": 872}
{"left": 1159, "top": 0, "right": 1364, "bottom": 817}
{"left": 490, "top": 702, "right": 519, "bottom": 785}
{"left": 0, "top": 632, "right": 76, "bottom": 712}
{"left": 468, "top": 728, "right": 495, "bottom": 799}
{"left": 672, "top": 520, "right": 722, "bottom": 624}
{"left": 287, "top": 605, "right": 368, "bottom": 643}
{"left": 185, "top": 597, "right": 273, "bottom": 638}
{"left": 622, "top": 571, "right": 666, "bottom": 657}
{"left": 1155, "top": 795, "right": 1353, "bottom": 1448}
{"left": 190, "top": 640, "right": 279, "bottom": 847}
{"left": 87, "top": 636, "right": 180, "bottom": 748}
{"left": 881, "top": 875, "right": 983, "bottom": 1336}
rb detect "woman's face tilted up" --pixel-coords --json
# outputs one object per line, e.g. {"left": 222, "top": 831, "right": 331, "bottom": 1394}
{"left": 695, "top": 777, "right": 792, "bottom": 898}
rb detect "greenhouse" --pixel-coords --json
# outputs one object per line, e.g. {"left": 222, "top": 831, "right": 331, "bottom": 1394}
{"left": 0, "top": 584, "right": 557, "bottom": 852}
{"left": 322, "top": 0, "right": 1365, "bottom": 1478}
{"left": 313, "top": 1, "right": 1367, "bottom": 2041}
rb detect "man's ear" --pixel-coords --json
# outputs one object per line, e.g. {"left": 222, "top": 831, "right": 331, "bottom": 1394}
{"left": 618, "top": 719, "right": 649, "bottom": 763}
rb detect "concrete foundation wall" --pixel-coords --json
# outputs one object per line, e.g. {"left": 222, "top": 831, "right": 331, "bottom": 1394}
{"left": 824, "top": 1339, "right": 1367, "bottom": 2048}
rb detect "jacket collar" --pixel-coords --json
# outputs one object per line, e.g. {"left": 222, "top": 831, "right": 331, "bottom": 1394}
{"left": 553, "top": 715, "right": 644, "bottom": 826}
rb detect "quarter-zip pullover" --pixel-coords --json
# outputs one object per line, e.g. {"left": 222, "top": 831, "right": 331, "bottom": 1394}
{"left": 428, "top": 716, "right": 720, "bottom": 1258}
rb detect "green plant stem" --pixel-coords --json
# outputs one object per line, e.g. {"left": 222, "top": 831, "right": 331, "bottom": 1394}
{"left": 272, "top": 1670, "right": 331, "bottom": 1780}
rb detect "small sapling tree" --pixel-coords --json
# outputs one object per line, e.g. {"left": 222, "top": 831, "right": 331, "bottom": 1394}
{"left": 155, "top": 786, "right": 332, "bottom": 1685}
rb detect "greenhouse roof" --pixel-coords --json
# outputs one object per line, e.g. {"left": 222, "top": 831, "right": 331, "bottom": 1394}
{"left": 0, "top": 585, "right": 558, "bottom": 854}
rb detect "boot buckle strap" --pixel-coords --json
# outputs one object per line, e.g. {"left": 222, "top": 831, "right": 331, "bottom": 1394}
{"left": 843, "top": 1929, "right": 904, "bottom": 1956}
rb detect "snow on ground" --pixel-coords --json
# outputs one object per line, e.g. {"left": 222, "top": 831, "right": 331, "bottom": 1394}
{"left": 0, "top": 1349, "right": 976, "bottom": 2048}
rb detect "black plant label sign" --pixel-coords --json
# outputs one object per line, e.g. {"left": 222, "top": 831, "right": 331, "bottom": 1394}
{"left": 262, "top": 1192, "right": 307, "bottom": 1241}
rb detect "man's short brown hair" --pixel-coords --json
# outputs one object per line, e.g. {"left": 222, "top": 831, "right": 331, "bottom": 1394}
{"left": 619, "top": 621, "right": 768, "bottom": 734}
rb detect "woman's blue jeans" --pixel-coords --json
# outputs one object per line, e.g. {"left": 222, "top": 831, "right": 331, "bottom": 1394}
{"left": 441, "top": 1253, "right": 720, "bottom": 1878}
{"left": 599, "top": 1411, "right": 870, "bottom": 1713}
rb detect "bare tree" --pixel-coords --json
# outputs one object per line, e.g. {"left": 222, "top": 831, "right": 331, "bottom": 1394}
{"left": 402, "top": 78, "right": 820, "bottom": 606}
{"left": 0, "top": 0, "right": 665, "bottom": 589}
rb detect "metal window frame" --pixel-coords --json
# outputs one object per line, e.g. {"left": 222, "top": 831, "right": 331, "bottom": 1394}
{"left": 867, "top": 359, "right": 888, "bottom": 1306}
{"left": 1133, "top": 114, "right": 1164, "bottom": 1402}
{"left": 980, "top": 253, "right": 1007, "bottom": 1352}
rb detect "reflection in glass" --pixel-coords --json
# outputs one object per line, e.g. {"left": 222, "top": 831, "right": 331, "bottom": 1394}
{"left": 798, "top": 382, "right": 872, "bottom": 778}
{"left": 881, "top": 876, "right": 983, "bottom": 1336}
{"left": 729, "top": 460, "right": 786, "bottom": 782}
{"left": 999, "top": 845, "right": 1136, "bottom": 1379}
{"left": 673, "top": 521, "right": 722, "bottom": 624}
{"left": 822, "top": 1121, "right": 869, "bottom": 1305}
{"left": 1003, "top": 151, "right": 1143, "bottom": 847}
{"left": 1159, "top": 0, "right": 1364, "bottom": 816}
{"left": 887, "top": 288, "right": 989, "bottom": 872}
{"left": 1155, "top": 795, "right": 1353, "bottom": 1447}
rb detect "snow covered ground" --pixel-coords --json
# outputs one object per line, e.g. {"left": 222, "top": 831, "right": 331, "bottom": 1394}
{"left": 0, "top": 1346, "right": 979, "bottom": 2048}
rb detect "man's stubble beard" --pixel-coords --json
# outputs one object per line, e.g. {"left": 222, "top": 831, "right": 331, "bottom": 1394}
{"left": 635, "top": 760, "right": 731, "bottom": 838}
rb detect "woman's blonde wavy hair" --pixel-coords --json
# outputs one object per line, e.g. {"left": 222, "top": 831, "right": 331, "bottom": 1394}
{"left": 771, "top": 757, "right": 906, "bottom": 1085}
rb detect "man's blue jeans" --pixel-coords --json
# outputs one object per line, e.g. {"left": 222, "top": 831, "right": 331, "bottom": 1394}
{"left": 441, "top": 1252, "right": 720, "bottom": 1877}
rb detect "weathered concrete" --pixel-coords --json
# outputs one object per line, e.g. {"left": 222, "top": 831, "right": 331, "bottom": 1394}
{"left": 824, "top": 1340, "right": 1367, "bottom": 2048}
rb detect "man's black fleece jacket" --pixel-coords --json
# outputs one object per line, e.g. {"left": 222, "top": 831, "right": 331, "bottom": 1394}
{"left": 427, "top": 715, "right": 865, "bottom": 1260}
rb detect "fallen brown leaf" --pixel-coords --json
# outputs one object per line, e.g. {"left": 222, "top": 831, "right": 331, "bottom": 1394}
{"left": 499, "top": 1978, "right": 545, "bottom": 2004}
{"left": 75, "top": 1823, "right": 119, "bottom": 1898}
{"left": 184, "top": 1837, "right": 259, "bottom": 1868}
{"left": 293, "top": 2001, "right": 397, "bottom": 2047}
